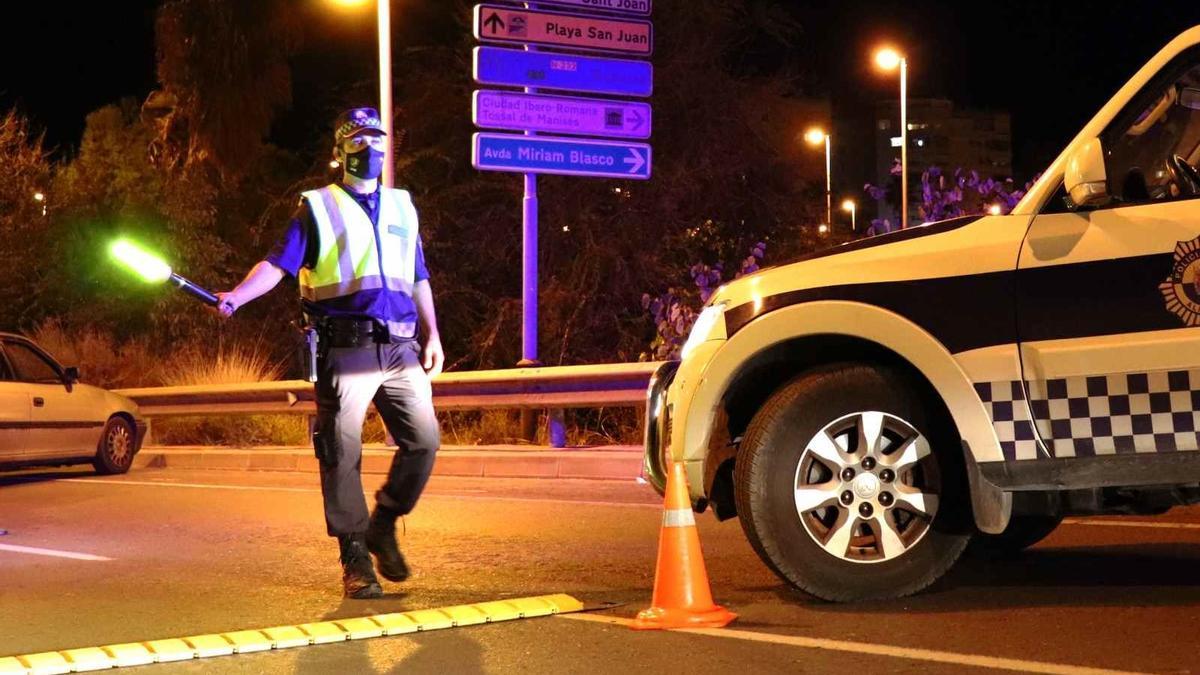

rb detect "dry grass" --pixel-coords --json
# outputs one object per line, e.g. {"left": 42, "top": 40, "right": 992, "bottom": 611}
{"left": 150, "top": 335, "right": 310, "bottom": 446}
{"left": 438, "top": 408, "right": 642, "bottom": 447}
{"left": 30, "top": 320, "right": 152, "bottom": 389}
{"left": 155, "top": 335, "right": 286, "bottom": 386}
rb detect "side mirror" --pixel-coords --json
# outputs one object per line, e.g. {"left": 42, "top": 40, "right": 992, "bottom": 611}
{"left": 64, "top": 366, "right": 80, "bottom": 385}
{"left": 1180, "top": 87, "right": 1200, "bottom": 111}
{"left": 1065, "top": 137, "right": 1110, "bottom": 208}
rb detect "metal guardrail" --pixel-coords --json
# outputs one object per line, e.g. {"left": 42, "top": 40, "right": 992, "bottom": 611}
{"left": 114, "top": 362, "right": 664, "bottom": 418}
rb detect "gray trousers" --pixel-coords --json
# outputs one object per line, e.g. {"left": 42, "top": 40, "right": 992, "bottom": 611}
{"left": 313, "top": 341, "right": 440, "bottom": 536}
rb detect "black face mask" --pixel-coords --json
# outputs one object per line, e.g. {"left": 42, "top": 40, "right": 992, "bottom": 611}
{"left": 345, "top": 147, "right": 385, "bottom": 180}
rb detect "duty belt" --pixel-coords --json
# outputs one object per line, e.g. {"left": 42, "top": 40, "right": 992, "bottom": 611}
{"left": 319, "top": 318, "right": 389, "bottom": 348}
{"left": 315, "top": 317, "right": 418, "bottom": 348}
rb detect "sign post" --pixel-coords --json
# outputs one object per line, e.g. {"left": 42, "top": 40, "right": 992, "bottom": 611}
{"left": 471, "top": 2, "right": 654, "bottom": 446}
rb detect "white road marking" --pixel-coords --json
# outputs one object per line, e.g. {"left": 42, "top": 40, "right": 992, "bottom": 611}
{"left": 1063, "top": 518, "right": 1200, "bottom": 531}
{"left": 57, "top": 478, "right": 659, "bottom": 509}
{"left": 60, "top": 478, "right": 317, "bottom": 493}
{"left": 0, "top": 543, "right": 112, "bottom": 561}
{"left": 47, "top": 479, "right": 1200, "bottom": 522}
{"left": 560, "top": 614, "right": 1139, "bottom": 675}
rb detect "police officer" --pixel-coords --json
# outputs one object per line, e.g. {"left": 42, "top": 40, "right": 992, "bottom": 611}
{"left": 216, "top": 107, "right": 443, "bottom": 599}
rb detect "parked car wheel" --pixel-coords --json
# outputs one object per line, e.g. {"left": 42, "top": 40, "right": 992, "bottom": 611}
{"left": 733, "top": 363, "right": 972, "bottom": 602}
{"left": 967, "top": 514, "right": 1063, "bottom": 559}
{"left": 93, "top": 417, "right": 135, "bottom": 475}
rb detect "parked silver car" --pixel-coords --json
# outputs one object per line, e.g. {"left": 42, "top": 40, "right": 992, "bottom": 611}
{"left": 0, "top": 333, "right": 146, "bottom": 474}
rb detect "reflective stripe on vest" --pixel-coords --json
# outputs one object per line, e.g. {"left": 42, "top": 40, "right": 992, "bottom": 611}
{"left": 297, "top": 184, "right": 419, "bottom": 307}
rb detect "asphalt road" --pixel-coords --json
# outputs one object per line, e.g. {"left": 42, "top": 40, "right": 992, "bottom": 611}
{"left": 3, "top": 466, "right": 1200, "bottom": 674}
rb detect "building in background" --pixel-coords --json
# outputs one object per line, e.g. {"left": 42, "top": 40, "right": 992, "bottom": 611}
{"left": 871, "top": 98, "right": 1012, "bottom": 226}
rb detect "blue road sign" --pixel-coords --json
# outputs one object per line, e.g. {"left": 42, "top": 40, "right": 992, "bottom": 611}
{"left": 526, "top": 0, "right": 651, "bottom": 16}
{"left": 474, "top": 90, "right": 651, "bottom": 139}
{"left": 473, "top": 133, "right": 651, "bottom": 180}
{"left": 473, "top": 47, "right": 653, "bottom": 98}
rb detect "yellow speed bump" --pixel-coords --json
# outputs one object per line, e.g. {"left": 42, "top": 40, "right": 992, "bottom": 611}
{"left": 0, "top": 594, "right": 584, "bottom": 673}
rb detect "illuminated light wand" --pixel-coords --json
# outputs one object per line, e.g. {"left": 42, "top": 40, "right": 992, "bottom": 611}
{"left": 109, "top": 239, "right": 219, "bottom": 306}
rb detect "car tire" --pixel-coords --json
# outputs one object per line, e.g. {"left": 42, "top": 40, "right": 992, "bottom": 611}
{"left": 966, "top": 514, "right": 1063, "bottom": 559}
{"left": 93, "top": 417, "right": 136, "bottom": 475}
{"left": 733, "top": 363, "right": 972, "bottom": 602}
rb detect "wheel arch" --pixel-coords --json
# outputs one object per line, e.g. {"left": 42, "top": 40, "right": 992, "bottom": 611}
{"left": 678, "top": 301, "right": 1008, "bottom": 530}
{"left": 99, "top": 412, "right": 140, "bottom": 453}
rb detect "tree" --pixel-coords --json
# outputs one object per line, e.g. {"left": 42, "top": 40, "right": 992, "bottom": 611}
{"left": 0, "top": 110, "right": 53, "bottom": 326}
{"left": 151, "top": 0, "right": 302, "bottom": 180}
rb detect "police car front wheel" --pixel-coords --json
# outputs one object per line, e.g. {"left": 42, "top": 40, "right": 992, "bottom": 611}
{"left": 733, "top": 363, "right": 972, "bottom": 602}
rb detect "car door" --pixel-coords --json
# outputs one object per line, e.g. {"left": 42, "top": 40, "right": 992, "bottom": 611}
{"left": 3, "top": 338, "right": 100, "bottom": 459}
{"left": 1018, "top": 55, "right": 1200, "bottom": 458}
{"left": 0, "top": 347, "right": 30, "bottom": 463}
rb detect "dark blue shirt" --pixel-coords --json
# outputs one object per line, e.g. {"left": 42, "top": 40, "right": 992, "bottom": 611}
{"left": 266, "top": 184, "right": 429, "bottom": 326}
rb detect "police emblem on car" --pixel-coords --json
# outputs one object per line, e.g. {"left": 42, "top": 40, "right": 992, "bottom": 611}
{"left": 1159, "top": 235, "right": 1200, "bottom": 327}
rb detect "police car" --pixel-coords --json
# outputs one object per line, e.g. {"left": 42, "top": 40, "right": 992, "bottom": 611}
{"left": 0, "top": 333, "right": 145, "bottom": 475}
{"left": 645, "top": 25, "right": 1200, "bottom": 601}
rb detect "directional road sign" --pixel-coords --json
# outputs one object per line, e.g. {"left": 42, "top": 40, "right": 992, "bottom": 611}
{"left": 473, "top": 133, "right": 651, "bottom": 180}
{"left": 522, "top": 0, "right": 652, "bottom": 16}
{"left": 474, "top": 4, "right": 653, "bottom": 56}
{"left": 473, "top": 90, "right": 651, "bottom": 139}
{"left": 473, "top": 47, "right": 653, "bottom": 97}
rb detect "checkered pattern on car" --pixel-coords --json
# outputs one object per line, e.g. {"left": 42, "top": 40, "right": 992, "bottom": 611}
{"left": 973, "top": 380, "right": 1042, "bottom": 461}
{"left": 976, "top": 371, "right": 1200, "bottom": 460}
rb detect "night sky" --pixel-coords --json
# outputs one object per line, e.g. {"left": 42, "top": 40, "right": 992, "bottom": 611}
{"left": 5, "top": 1, "right": 1200, "bottom": 180}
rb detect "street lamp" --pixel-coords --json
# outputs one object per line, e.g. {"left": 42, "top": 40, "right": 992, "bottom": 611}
{"left": 874, "top": 46, "right": 908, "bottom": 228}
{"left": 805, "top": 127, "right": 832, "bottom": 227}
{"left": 842, "top": 199, "right": 857, "bottom": 231}
{"left": 329, "top": 0, "right": 394, "bottom": 188}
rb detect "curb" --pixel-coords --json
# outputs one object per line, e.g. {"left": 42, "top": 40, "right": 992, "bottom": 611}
{"left": 133, "top": 445, "right": 643, "bottom": 481}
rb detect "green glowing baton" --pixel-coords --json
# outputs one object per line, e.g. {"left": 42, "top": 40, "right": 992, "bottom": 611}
{"left": 109, "top": 239, "right": 219, "bottom": 307}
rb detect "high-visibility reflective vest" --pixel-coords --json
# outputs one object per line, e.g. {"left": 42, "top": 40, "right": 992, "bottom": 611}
{"left": 298, "top": 184, "right": 420, "bottom": 335}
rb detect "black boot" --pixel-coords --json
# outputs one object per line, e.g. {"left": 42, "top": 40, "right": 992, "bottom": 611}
{"left": 365, "top": 505, "right": 410, "bottom": 582}
{"left": 338, "top": 534, "right": 383, "bottom": 599}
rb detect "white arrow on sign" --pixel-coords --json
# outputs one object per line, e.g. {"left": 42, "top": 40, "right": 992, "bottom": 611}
{"left": 627, "top": 108, "right": 645, "bottom": 131}
{"left": 624, "top": 148, "right": 646, "bottom": 174}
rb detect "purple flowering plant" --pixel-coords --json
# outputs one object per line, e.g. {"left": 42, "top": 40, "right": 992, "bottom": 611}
{"left": 865, "top": 161, "right": 1037, "bottom": 234}
{"left": 641, "top": 241, "right": 766, "bottom": 361}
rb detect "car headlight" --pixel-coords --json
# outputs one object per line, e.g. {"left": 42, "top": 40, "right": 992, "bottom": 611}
{"left": 681, "top": 301, "right": 728, "bottom": 360}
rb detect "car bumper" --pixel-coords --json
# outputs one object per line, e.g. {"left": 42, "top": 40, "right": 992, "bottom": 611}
{"left": 643, "top": 360, "right": 680, "bottom": 495}
{"left": 134, "top": 420, "right": 149, "bottom": 453}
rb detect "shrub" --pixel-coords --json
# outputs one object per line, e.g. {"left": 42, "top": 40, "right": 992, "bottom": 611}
{"left": 29, "top": 320, "right": 151, "bottom": 389}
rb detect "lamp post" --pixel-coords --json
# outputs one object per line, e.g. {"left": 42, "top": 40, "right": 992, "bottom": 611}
{"left": 874, "top": 47, "right": 907, "bottom": 228}
{"left": 330, "top": 0, "right": 394, "bottom": 188}
{"left": 805, "top": 127, "right": 832, "bottom": 227}
{"left": 842, "top": 199, "right": 857, "bottom": 231}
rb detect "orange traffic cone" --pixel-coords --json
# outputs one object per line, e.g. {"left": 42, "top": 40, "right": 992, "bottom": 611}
{"left": 631, "top": 461, "right": 737, "bottom": 630}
